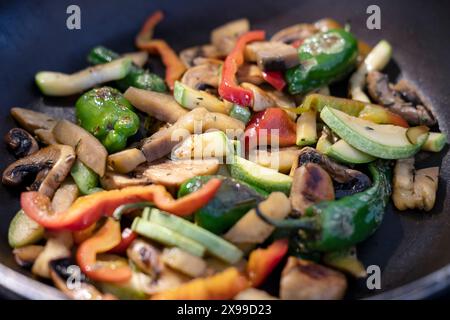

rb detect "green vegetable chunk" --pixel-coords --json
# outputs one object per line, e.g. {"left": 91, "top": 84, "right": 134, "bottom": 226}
{"left": 8, "top": 210, "right": 44, "bottom": 248}
{"left": 285, "top": 29, "right": 358, "bottom": 94}
{"left": 75, "top": 87, "right": 140, "bottom": 153}
{"left": 178, "top": 175, "right": 265, "bottom": 234}
{"left": 88, "top": 46, "right": 167, "bottom": 93}
{"left": 229, "top": 104, "right": 252, "bottom": 124}
{"left": 149, "top": 208, "right": 243, "bottom": 264}
{"left": 70, "top": 159, "right": 102, "bottom": 195}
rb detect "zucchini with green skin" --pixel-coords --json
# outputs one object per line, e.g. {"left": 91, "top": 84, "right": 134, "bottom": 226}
{"left": 148, "top": 208, "right": 243, "bottom": 264}
{"left": 422, "top": 132, "right": 447, "bottom": 152}
{"left": 229, "top": 104, "right": 251, "bottom": 124}
{"left": 296, "top": 110, "right": 317, "bottom": 146}
{"left": 320, "top": 106, "right": 428, "bottom": 159}
{"left": 132, "top": 217, "right": 206, "bottom": 257}
{"left": 174, "top": 81, "right": 229, "bottom": 114}
{"left": 229, "top": 156, "right": 293, "bottom": 194}
{"left": 8, "top": 210, "right": 45, "bottom": 248}
{"left": 35, "top": 58, "right": 132, "bottom": 96}
{"left": 70, "top": 160, "right": 103, "bottom": 195}
{"left": 88, "top": 46, "right": 167, "bottom": 93}
{"left": 326, "top": 140, "right": 376, "bottom": 164}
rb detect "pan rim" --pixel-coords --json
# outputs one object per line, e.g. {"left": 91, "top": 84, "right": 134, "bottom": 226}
{"left": 1, "top": 260, "right": 450, "bottom": 299}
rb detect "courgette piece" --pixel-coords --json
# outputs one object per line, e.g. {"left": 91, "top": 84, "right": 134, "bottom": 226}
{"left": 8, "top": 210, "right": 45, "bottom": 248}
{"left": 229, "top": 104, "right": 251, "bottom": 124}
{"left": 173, "top": 81, "right": 229, "bottom": 114}
{"left": 326, "top": 139, "right": 376, "bottom": 164}
{"left": 132, "top": 218, "right": 206, "bottom": 257}
{"left": 422, "top": 132, "right": 447, "bottom": 152}
{"left": 296, "top": 110, "right": 317, "bottom": 146}
{"left": 149, "top": 209, "right": 243, "bottom": 264}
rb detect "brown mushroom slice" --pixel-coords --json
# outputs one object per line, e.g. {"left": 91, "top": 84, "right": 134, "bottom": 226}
{"left": 290, "top": 163, "right": 335, "bottom": 216}
{"left": 237, "top": 64, "right": 265, "bottom": 85}
{"left": 181, "top": 62, "right": 221, "bottom": 91}
{"left": 107, "top": 148, "right": 147, "bottom": 174}
{"left": 179, "top": 45, "right": 221, "bottom": 68}
{"left": 211, "top": 18, "right": 250, "bottom": 55}
{"left": 49, "top": 258, "right": 111, "bottom": 300}
{"left": 13, "top": 245, "right": 45, "bottom": 267}
{"left": 366, "top": 71, "right": 436, "bottom": 126}
{"left": 101, "top": 158, "right": 219, "bottom": 189}
{"left": 2, "top": 144, "right": 76, "bottom": 198}
{"left": 240, "top": 82, "right": 277, "bottom": 112}
{"left": 10, "top": 107, "right": 57, "bottom": 133}
{"left": 296, "top": 147, "right": 371, "bottom": 198}
{"left": 51, "top": 178, "right": 79, "bottom": 212}
{"left": 32, "top": 231, "right": 73, "bottom": 279}
{"left": 34, "top": 128, "right": 57, "bottom": 145}
{"left": 280, "top": 257, "right": 347, "bottom": 300}
{"left": 141, "top": 108, "right": 244, "bottom": 162}
{"left": 127, "top": 239, "right": 164, "bottom": 278}
{"left": 392, "top": 158, "right": 439, "bottom": 211}
{"left": 124, "top": 87, "right": 188, "bottom": 124}
{"left": 270, "top": 23, "right": 318, "bottom": 44}
{"left": 5, "top": 128, "right": 39, "bottom": 158}
{"left": 122, "top": 51, "right": 148, "bottom": 67}
{"left": 53, "top": 120, "right": 107, "bottom": 176}
{"left": 245, "top": 41, "right": 300, "bottom": 71}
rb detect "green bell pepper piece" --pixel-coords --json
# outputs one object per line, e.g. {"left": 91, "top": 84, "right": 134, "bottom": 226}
{"left": 178, "top": 175, "right": 266, "bottom": 234}
{"left": 75, "top": 87, "right": 140, "bottom": 153}
{"left": 285, "top": 29, "right": 358, "bottom": 94}
{"left": 88, "top": 46, "right": 167, "bottom": 93}
{"left": 229, "top": 104, "right": 251, "bottom": 124}
{"left": 256, "top": 161, "right": 392, "bottom": 252}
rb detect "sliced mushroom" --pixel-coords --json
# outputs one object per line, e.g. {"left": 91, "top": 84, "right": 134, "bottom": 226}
{"left": 10, "top": 107, "right": 57, "bottom": 133}
{"left": 295, "top": 147, "right": 371, "bottom": 198}
{"left": 234, "top": 288, "right": 278, "bottom": 300}
{"left": 392, "top": 158, "right": 439, "bottom": 211}
{"left": 34, "top": 128, "right": 57, "bottom": 145}
{"left": 211, "top": 18, "right": 250, "bottom": 55}
{"left": 241, "top": 82, "right": 277, "bottom": 111}
{"left": 5, "top": 128, "right": 39, "bottom": 158}
{"left": 101, "top": 158, "right": 220, "bottom": 189}
{"left": 237, "top": 64, "right": 265, "bottom": 85}
{"left": 122, "top": 51, "right": 148, "bottom": 67}
{"left": 2, "top": 144, "right": 76, "bottom": 198}
{"left": 161, "top": 247, "right": 207, "bottom": 278}
{"left": 270, "top": 23, "right": 318, "bottom": 44}
{"left": 252, "top": 147, "right": 301, "bottom": 173}
{"left": 124, "top": 87, "right": 188, "bottom": 124}
{"left": 313, "top": 18, "right": 343, "bottom": 32}
{"left": 51, "top": 178, "right": 79, "bottom": 212}
{"left": 49, "top": 258, "right": 112, "bottom": 300}
{"left": 245, "top": 41, "right": 300, "bottom": 71}
{"left": 13, "top": 245, "right": 45, "bottom": 267}
{"left": 366, "top": 71, "right": 436, "bottom": 126}
{"left": 179, "top": 45, "right": 221, "bottom": 68}
{"left": 32, "top": 231, "right": 73, "bottom": 278}
{"left": 52, "top": 120, "right": 107, "bottom": 176}
{"left": 280, "top": 257, "right": 347, "bottom": 300}
{"left": 107, "top": 148, "right": 147, "bottom": 174}
{"left": 181, "top": 62, "right": 221, "bottom": 91}
{"left": 140, "top": 108, "right": 244, "bottom": 162}
{"left": 290, "top": 163, "right": 335, "bottom": 216}
{"left": 127, "top": 239, "right": 164, "bottom": 278}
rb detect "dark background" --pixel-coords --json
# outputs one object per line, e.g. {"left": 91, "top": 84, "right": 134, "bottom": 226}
{"left": 0, "top": 0, "right": 450, "bottom": 299}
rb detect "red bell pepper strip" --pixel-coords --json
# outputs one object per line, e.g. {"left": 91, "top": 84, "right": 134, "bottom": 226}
{"left": 21, "top": 179, "right": 221, "bottom": 231}
{"left": 108, "top": 228, "right": 138, "bottom": 254}
{"left": 291, "top": 39, "right": 304, "bottom": 49}
{"left": 76, "top": 218, "right": 132, "bottom": 283}
{"left": 135, "top": 10, "right": 164, "bottom": 47}
{"left": 151, "top": 267, "right": 249, "bottom": 300}
{"left": 218, "top": 30, "right": 266, "bottom": 106}
{"left": 244, "top": 107, "right": 297, "bottom": 148}
{"left": 246, "top": 239, "right": 289, "bottom": 287}
{"left": 262, "top": 71, "right": 286, "bottom": 91}
{"left": 135, "top": 11, "right": 186, "bottom": 90}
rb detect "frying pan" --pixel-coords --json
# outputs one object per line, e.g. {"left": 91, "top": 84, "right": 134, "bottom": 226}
{"left": 0, "top": 0, "right": 449, "bottom": 300}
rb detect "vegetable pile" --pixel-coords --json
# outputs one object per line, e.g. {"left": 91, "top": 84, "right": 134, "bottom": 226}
{"left": 2, "top": 10, "right": 446, "bottom": 300}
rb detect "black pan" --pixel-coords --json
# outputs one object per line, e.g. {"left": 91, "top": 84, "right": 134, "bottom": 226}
{"left": 0, "top": 0, "right": 449, "bottom": 300}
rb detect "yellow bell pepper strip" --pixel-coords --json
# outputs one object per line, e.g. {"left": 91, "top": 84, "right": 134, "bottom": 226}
{"left": 288, "top": 93, "right": 409, "bottom": 127}
{"left": 21, "top": 179, "right": 222, "bottom": 231}
{"left": 136, "top": 11, "right": 186, "bottom": 90}
{"left": 151, "top": 267, "right": 249, "bottom": 300}
{"left": 76, "top": 218, "right": 132, "bottom": 283}
{"left": 247, "top": 239, "right": 289, "bottom": 287}
{"left": 218, "top": 30, "right": 266, "bottom": 106}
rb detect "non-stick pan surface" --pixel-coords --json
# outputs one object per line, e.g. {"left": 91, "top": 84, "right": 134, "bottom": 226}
{"left": 0, "top": 0, "right": 449, "bottom": 299}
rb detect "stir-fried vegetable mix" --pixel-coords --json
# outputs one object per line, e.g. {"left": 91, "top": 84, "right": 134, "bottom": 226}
{"left": 2, "top": 10, "right": 447, "bottom": 300}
